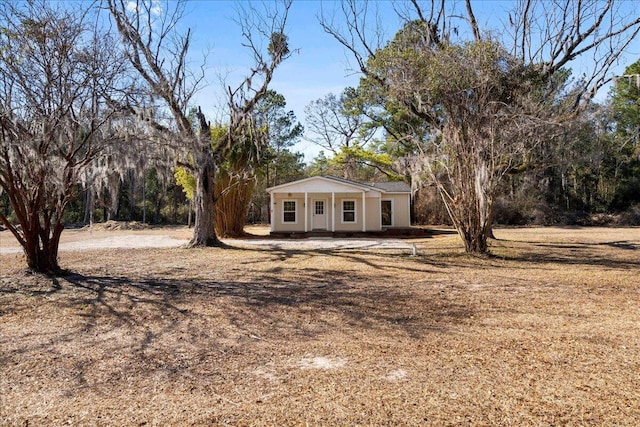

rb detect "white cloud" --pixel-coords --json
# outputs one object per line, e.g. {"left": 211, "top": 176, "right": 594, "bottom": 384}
{"left": 125, "top": 0, "right": 162, "bottom": 16}
{"left": 150, "top": 0, "right": 162, "bottom": 16}
{"left": 125, "top": 1, "right": 138, "bottom": 14}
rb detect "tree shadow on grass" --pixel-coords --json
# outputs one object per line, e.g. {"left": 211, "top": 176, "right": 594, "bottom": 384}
{"left": 58, "top": 267, "right": 471, "bottom": 338}
{"left": 1, "top": 263, "right": 473, "bottom": 354}
{"left": 492, "top": 240, "right": 640, "bottom": 270}
{"left": 0, "top": 265, "right": 474, "bottom": 404}
{"left": 221, "top": 234, "right": 640, "bottom": 273}
{"left": 224, "top": 243, "right": 448, "bottom": 274}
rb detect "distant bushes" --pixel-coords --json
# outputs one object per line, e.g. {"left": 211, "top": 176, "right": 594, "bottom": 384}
{"left": 412, "top": 186, "right": 640, "bottom": 227}
{"left": 490, "top": 199, "right": 640, "bottom": 227}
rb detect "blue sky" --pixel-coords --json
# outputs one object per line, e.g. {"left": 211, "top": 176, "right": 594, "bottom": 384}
{"left": 178, "top": 0, "right": 640, "bottom": 163}
{"left": 181, "top": 0, "right": 372, "bottom": 161}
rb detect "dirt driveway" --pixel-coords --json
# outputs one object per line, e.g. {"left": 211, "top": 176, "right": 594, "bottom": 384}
{"left": 0, "top": 228, "right": 189, "bottom": 255}
{"left": 0, "top": 225, "right": 416, "bottom": 254}
{"left": 226, "top": 237, "right": 414, "bottom": 251}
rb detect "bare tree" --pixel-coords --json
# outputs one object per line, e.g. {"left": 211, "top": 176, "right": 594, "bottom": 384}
{"left": 107, "top": 0, "right": 292, "bottom": 247}
{"left": 322, "top": 0, "right": 640, "bottom": 253}
{"left": 304, "top": 89, "right": 375, "bottom": 180}
{"left": 0, "top": 1, "right": 134, "bottom": 272}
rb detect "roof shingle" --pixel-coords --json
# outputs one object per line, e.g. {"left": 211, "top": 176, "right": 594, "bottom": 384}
{"left": 323, "top": 175, "right": 410, "bottom": 193}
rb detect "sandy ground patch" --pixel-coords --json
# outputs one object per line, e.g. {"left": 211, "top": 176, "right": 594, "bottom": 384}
{"left": 225, "top": 237, "right": 414, "bottom": 251}
{"left": 0, "top": 228, "right": 190, "bottom": 254}
{"left": 0, "top": 225, "right": 415, "bottom": 254}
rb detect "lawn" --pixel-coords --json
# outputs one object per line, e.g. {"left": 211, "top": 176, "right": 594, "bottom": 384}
{"left": 1, "top": 227, "right": 639, "bottom": 426}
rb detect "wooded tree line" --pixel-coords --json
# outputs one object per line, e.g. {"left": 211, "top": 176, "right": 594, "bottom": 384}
{"left": 1, "top": 0, "right": 639, "bottom": 272}
{"left": 304, "top": 70, "right": 640, "bottom": 229}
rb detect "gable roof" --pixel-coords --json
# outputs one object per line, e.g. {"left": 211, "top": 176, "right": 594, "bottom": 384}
{"left": 316, "top": 175, "right": 376, "bottom": 191}
{"left": 324, "top": 175, "right": 411, "bottom": 193}
{"left": 266, "top": 175, "right": 371, "bottom": 193}
{"left": 266, "top": 175, "right": 410, "bottom": 194}
{"left": 368, "top": 181, "right": 411, "bottom": 193}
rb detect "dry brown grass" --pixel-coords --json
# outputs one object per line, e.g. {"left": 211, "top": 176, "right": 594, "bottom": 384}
{"left": 1, "top": 226, "right": 639, "bottom": 426}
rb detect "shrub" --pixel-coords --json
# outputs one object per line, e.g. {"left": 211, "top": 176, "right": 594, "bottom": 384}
{"left": 616, "top": 205, "right": 640, "bottom": 226}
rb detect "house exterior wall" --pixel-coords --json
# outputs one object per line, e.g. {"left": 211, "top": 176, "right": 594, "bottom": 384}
{"left": 271, "top": 193, "right": 305, "bottom": 232}
{"left": 381, "top": 194, "right": 411, "bottom": 227}
{"left": 366, "top": 197, "right": 381, "bottom": 231}
{"left": 329, "top": 193, "right": 380, "bottom": 231}
{"left": 268, "top": 177, "right": 411, "bottom": 233}
{"left": 270, "top": 192, "right": 394, "bottom": 233}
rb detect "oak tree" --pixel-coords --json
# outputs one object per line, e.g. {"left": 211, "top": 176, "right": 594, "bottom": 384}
{"left": 0, "top": 1, "right": 134, "bottom": 272}
{"left": 322, "top": 0, "right": 640, "bottom": 253}
{"left": 108, "top": 0, "right": 291, "bottom": 247}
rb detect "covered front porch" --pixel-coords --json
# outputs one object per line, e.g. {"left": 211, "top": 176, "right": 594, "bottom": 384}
{"left": 266, "top": 176, "right": 387, "bottom": 233}
{"left": 270, "top": 190, "right": 379, "bottom": 233}
{"left": 266, "top": 175, "right": 411, "bottom": 235}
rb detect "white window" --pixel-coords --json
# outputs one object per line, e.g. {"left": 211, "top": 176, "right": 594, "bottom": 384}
{"left": 283, "top": 200, "right": 296, "bottom": 223}
{"left": 342, "top": 200, "right": 356, "bottom": 223}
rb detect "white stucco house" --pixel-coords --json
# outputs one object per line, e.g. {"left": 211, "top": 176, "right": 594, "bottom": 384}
{"left": 266, "top": 175, "right": 411, "bottom": 234}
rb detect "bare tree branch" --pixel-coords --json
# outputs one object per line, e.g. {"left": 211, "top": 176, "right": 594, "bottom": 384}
{"left": 465, "top": 0, "right": 481, "bottom": 41}
{"left": 321, "top": 0, "right": 640, "bottom": 254}
{"left": 0, "top": 0, "right": 137, "bottom": 272}
{"left": 108, "top": 0, "right": 292, "bottom": 247}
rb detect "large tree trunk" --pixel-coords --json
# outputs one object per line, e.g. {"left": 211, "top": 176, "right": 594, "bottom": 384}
{"left": 105, "top": 173, "right": 120, "bottom": 221}
{"left": 188, "top": 156, "right": 221, "bottom": 247}
{"left": 19, "top": 220, "right": 64, "bottom": 273}
{"left": 187, "top": 107, "right": 223, "bottom": 247}
{"left": 83, "top": 190, "right": 94, "bottom": 226}
{"left": 458, "top": 217, "right": 490, "bottom": 253}
{"left": 446, "top": 197, "right": 492, "bottom": 254}
{"left": 0, "top": 183, "right": 66, "bottom": 274}
{"left": 440, "top": 159, "right": 494, "bottom": 255}
{"left": 154, "top": 197, "right": 163, "bottom": 224}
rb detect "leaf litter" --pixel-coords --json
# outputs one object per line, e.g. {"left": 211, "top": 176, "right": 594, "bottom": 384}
{"left": 1, "top": 226, "right": 639, "bottom": 425}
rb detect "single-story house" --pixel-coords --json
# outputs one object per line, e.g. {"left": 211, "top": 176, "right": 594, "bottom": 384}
{"left": 266, "top": 175, "right": 411, "bottom": 234}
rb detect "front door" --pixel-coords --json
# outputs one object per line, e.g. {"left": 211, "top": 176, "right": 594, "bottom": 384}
{"left": 312, "top": 199, "right": 327, "bottom": 230}
{"left": 381, "top": 200, "right": 392, "bottom": 227}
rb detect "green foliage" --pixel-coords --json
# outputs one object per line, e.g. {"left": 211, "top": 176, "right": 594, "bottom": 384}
{"left": 611, "top": 60, "right": 640, "bottom": 146}
{"left": 306, "top": 151, "right": 331, "bottom": 177}
{"left": 174, "top": 167, "right": 195, "bottom": 201}
{"left": 371, "top": 31, "right": 535, "bottom": 117}
{"left": 332, "top": 144, "right": 403, "bottom": 181}
{"left": 255, "top": 90, "right": 304, "bottom": 184}
{"left": 607, "top": 59, "right": 640, "bottom": 209}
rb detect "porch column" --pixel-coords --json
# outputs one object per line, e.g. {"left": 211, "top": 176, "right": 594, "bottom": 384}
{"left": 304, "top": 192, "right": 308, "bottom": 232}
{"left": 331, "top": 192, "right": 335, "bottom": 232}
{"left": 362, "top": 191, "right": 366, "bottom": 232}
{"left": 270, "top": 193, "right": 275, "bottom": 232}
